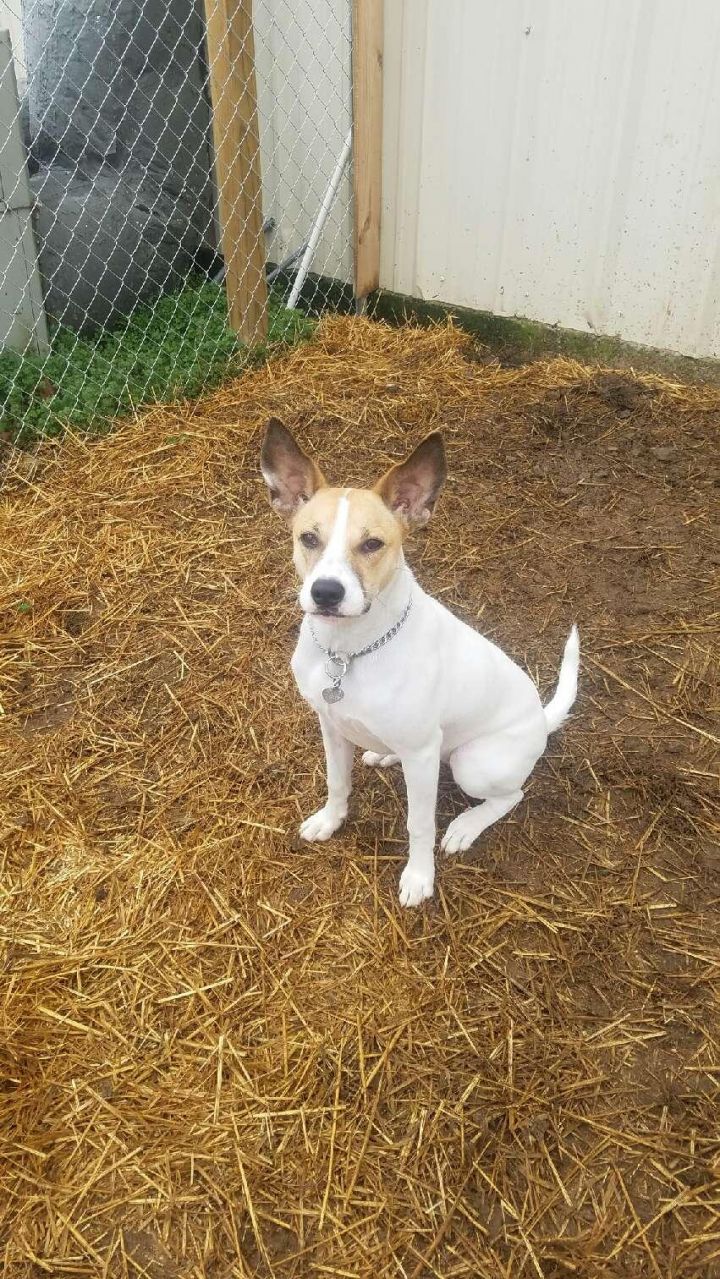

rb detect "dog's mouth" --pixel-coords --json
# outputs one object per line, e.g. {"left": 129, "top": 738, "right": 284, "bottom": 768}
{"left": 305, "top": 600, "right": 372, "bottom": 620}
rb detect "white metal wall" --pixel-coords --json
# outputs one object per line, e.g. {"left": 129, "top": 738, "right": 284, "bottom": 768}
{"left": 0, "top": 2, "right": 21, "bottom": 87}
{"left": 7, "top": 0, "right": 719, "bottom": 356}
{"left": 381, "top": 0, "right": 720, "bottom": 359}
{"left": 254, "top": 0, "right": 353, "bottom": 287}
{"left": 0, "top": 28, "right": 47, "bottom": 353}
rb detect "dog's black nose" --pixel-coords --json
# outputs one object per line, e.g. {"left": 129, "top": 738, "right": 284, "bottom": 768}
{"left": 311, "top": 578, "right": 345, "bottom": 610}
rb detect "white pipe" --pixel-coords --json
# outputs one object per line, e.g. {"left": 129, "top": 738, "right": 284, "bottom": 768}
{"left": 286, "top": 128, "right": 352, "bottom": 310}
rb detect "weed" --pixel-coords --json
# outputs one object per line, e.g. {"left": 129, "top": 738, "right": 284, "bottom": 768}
{"left": 0, "top": 280, "right": 314, "bottom": 444}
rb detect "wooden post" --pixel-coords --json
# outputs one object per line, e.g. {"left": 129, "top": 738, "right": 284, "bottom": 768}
{"left": 204, "top": 0, "right": 268, "bottom": 342}
{"left": 352, "top": 0, "right": 383, "bottom": 307}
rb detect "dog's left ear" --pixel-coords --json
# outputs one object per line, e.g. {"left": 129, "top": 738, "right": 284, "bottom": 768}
{"left": 374, "top": 432, "right": 447, "bottom": 527}
{"left": 260, "top": 418, "right": 326, "bottom": 518}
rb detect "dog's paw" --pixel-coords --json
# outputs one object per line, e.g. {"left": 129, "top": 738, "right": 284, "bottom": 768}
{"left": 398, "top": 864, "right": 434, "bottom": 908}
{"left": 362, "top": 750, "right": 399, "bottom": 768}
{"left": 441, "top": 812, "right": 481, "bottom": 855}
{"left": 299, "top": 806, "right": 346, "bottom": 843}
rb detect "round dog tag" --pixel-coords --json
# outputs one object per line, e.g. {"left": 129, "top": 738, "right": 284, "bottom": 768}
{"left": 322, "top": 685, "right": 344, "bottom": 704}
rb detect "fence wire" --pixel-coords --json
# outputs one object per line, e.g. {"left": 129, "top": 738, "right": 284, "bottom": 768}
{"left": 0, "top": 0, "right": 353, "bottom": 441}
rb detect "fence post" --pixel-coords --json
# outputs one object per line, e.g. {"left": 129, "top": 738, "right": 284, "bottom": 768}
{"left": 352, "top": 0, "right": 383, "bottom": 308}
{"left": 0, "top": 30, "right": 49, "bottom": 354}
{"left": 204, "top": 0, "right": 268, "bottom": 343}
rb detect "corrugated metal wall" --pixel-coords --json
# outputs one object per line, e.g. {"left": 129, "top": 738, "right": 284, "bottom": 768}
{"left": 11, "top": 0, "right": 714, "bottom": 356}
{"left": 381, "top": 0, "right": 720, "bottom": 359}
{"left": 0, "top": 28, "right": 48, "bottom": 353}
{"left": 255, "top": 0, "right": 353, "bottom": 287}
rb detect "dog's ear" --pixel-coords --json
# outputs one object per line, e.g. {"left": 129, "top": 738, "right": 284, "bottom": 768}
{"left": 260, "top": 419, "right": 326, "bottom": 518}
{"left": 374, "top": 432, "right": 447, "bottom": 527}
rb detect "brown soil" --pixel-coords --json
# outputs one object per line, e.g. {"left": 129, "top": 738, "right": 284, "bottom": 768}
{"left": 1, "top": 316, "right": 718, "bottom": 1277}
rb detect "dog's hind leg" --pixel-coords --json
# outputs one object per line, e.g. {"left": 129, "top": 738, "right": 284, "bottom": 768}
{"left": 362, "top": 750, "right": 399, "bottom": 767}
{"left": 441, "top": 790, "right": 524, "bottom": 854}
{"left": 441, "top": 733, "right": 538, "bottom": 855}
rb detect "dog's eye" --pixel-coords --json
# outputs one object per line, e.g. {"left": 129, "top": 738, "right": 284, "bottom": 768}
{"left": 299, "top": 530, "right": 320, "bottom": 550}
{"left": 360, "top": 537, "right": 384, "bottom": 554}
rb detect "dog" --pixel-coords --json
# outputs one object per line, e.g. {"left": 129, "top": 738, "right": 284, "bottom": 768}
{"left": 261, "top": 418, "right": 579, "bottom": 907}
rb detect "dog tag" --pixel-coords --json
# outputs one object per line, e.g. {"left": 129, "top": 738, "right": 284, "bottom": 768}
{"left": 322, "top": 685, "right": 344, "bottom": 704}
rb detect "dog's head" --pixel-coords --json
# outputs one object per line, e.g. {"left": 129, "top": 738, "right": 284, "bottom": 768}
{"left": 260, "top": 419, "right": 447, "bottom": 619}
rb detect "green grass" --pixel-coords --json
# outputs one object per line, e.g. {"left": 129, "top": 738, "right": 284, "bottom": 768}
{"left": 0, "top": 280, "right": 315, "bottom": 444}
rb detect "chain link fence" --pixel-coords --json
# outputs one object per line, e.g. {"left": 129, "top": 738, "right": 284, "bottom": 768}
{"left": 0, "top": 0, "right": 353, "bottom": 441}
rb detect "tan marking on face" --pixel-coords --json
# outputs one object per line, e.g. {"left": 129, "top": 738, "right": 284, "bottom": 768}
{"left": 292, "top": 487, "right": 404, "bottom": 596}
{"left": 291, "top": 488, "right": 341, "bottom": 579}
{"left": 345, "top": 489, "right": 404, "bottom": 596}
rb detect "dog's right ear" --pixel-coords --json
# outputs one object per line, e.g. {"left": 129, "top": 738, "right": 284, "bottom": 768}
{"left": 260, "top": 419, "right": 326, "bottom": 518}
{"left": 374, "top": 432, "right": 447, "bottom": 528}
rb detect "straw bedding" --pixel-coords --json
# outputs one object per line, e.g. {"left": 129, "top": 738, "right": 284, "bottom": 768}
{"left": 1, "top": 315, "right": 719, "bottom": 1278}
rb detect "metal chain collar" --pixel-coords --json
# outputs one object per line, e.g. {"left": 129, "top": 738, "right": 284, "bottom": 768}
{"left": 309, "top": 595, "right": 413, "bottom": 703}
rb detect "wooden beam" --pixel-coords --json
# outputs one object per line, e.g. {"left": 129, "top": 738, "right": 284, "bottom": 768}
{"left": 204, "top": 0, "right": 268, "bottom": 342}
{"left": 352, "top": 0, "right": 384, "bottom": 303}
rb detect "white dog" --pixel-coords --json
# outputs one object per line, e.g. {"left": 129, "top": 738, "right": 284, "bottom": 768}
{"left": 261, "top": 419, "right": 579, "bottom": 907}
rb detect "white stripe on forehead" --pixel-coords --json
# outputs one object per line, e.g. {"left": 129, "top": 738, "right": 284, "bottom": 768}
{"left": 325, "top": 492, "right": 351, "bottom": 560}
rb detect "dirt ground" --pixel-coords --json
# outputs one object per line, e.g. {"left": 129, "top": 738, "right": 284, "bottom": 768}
{"left": 1, "top": 316, "right": 719, "bottom": 1278}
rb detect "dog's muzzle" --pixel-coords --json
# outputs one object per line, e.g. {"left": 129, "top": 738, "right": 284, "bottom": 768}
{"left": 310, "top": 577, "right": 345, "bottom": 614}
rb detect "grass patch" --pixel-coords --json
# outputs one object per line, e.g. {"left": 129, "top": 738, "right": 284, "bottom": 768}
{"left": 0, "top": 279, "right": 315, "bottom": 444}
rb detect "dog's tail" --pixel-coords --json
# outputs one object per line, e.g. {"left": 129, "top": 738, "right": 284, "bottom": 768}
{"left": 543, "top": 625, "right": 580, "bottom": 734}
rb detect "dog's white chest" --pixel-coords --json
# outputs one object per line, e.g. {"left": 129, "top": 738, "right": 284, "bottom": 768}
{"left": 291, "top": 646, "right": 340, "bottom": 709}
{"left": 331, "top": 714, "right": 388, "bottom": 753}
{"left": 291, "top": 645, "right": 391, "bottom": 751}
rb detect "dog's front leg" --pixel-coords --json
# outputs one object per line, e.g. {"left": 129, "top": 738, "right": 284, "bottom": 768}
{"left": 299, "top": 713, "right": 354, "bottom": 843}
{"left": 398, "top": 736, "right": 441, "bottom": 907}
